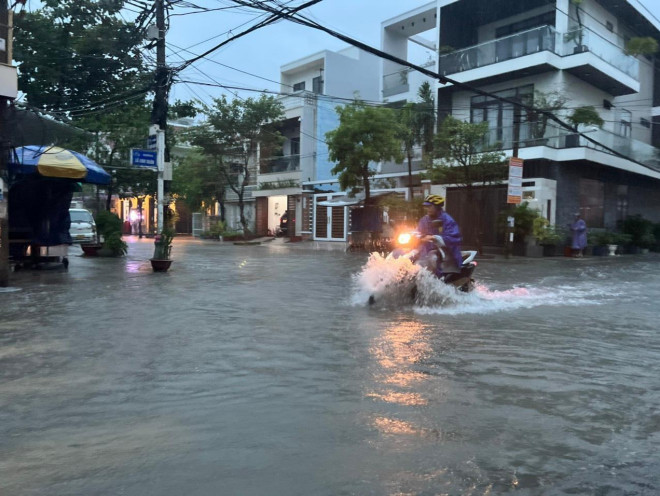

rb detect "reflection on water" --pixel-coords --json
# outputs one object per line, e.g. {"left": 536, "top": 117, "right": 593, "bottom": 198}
{"left": 1, "top": 242, "right": 660, "bottom": 495}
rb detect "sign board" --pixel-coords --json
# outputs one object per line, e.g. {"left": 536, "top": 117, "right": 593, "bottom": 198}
{"left": 507, "top": 157, "right": 524, "bottom": 204}
{"left": 147, "top": 135, "right": 157, "bottom": 150}
{"left": 130, "top": 149, "right": 157, "bottom": 168}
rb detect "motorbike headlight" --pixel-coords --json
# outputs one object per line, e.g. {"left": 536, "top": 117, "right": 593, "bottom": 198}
{"left": 397, "top": 233, "right": 412, "bottom": 245}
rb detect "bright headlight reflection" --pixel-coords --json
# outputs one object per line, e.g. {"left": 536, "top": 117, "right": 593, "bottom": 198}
{"left": 397, "top": 232, "right": 412, "bottom": 245}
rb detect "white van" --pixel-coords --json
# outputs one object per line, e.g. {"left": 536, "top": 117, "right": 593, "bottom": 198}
{"left": 69, "top": 208, "right": 97, "bottom": 244}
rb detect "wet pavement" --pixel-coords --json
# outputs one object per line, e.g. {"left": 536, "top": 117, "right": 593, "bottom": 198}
{"left": 1, "top": 237, "right": 659, "bottom": 495}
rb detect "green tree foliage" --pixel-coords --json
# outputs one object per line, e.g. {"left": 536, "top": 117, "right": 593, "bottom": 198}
{"left": 14, "top": 0, "right": 150, "bottom": 112}
{"left": 188, "top": 95, "right": 285, "bottom": 234}
{"left": 326, "top": 101, "right": 403, "bottom": 204}
{"left": 397, "top": 82, "right": 436, "bottom": 199}
{"left": 171, "top": 150, "right": 227, "bottom": 219}
{"left": 428, "top": 116, "right": 506, "bottom": 251}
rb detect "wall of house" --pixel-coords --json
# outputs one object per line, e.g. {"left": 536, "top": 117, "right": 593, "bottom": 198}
{"left": 325, "top": 50, "right": 380, "bottom": 101}
{"left": 476, "top": 4, "right": 554, "bottom": 45}
{"left": 281, "top": 59, "right": 324, "bottom": 94}
{"left": 224, "top": 201, "right": 255, "bottom": 233}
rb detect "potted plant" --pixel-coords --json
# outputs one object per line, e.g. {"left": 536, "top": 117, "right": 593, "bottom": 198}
{"left": 624, "top": 36, "right": 659, "bottom": 57}
{"left": 621, "top": 215, "right": 656, "bottom": 253}
{"left": 91, "top": 211, "right": 127, "bottom": 257}
{"left": 566, "top": 105, "right": 604, "bottom": 147}
{"left": 533, "top": 217, "right": 564, "bottom": 256}
{"left": 150, "top": 228, "right": 174, "bottom": 272}
{"left": 565, "top": 0, "right": 588, "bottom": 53}
{"left": 523, "top": 90, "right": 567, "bottom": 146}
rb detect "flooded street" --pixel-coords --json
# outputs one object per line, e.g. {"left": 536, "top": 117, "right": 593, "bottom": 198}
{"left": 1, "top": 238, "right": 659, "bottom": 495}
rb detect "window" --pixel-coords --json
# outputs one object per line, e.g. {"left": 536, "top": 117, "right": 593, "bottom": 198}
{"left": 495, "top": 11, "right": 555, "bottom": 38}
{"left": 471, "top": 85, "right": 533, "bottom": 148}
{"left": 290, "top": 137, "right": 300, "bottom": 156}
{"left": 293, "top": 81, "right": 305, "bottom": 92}
{"left": 640, "top": 117, "right": 651, "bottom": 128}
{"left": 312, "top": 76, "right": 323, "bottom": 94}
{"left": 617, "top": 109, "right": 632, "bottom": 138}
{"left": 606, "top": 21, "right": 614, "bottom": 32}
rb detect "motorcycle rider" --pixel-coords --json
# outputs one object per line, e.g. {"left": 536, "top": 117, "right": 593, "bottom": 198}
{"left": 417, "top": 194, "right": 463, "bottom": 277}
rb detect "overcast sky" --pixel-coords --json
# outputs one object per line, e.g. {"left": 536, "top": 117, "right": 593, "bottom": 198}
{"left": 163, "top": 0, "right": 660, "bottom": 105}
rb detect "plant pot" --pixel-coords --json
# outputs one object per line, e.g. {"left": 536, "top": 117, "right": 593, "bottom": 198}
{"left": 607, "top": 244, "right": 618, "bottom": 256}
{"left": 573, "top": 45, "right": 588, "bottom": 54}
{"left": 592, "top": 245, "right": 608, "bottom": 256}
{"left": 565, "top": 133, "right": 580, "bottom": 147}
{"left": 150, "top": 259, "right": 173, "bottom": 272}
{"left": 542, "top": 244, "right": 559, "bottom": 257}
{"left": 81, "top": 244, "right": 102, "bottom": 256}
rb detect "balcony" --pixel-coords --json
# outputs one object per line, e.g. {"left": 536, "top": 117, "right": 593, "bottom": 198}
{"left": 260, "top": 154, "right": 301, "bottom": 174}
{"left": 438, "top": 25, "right": 639, "bottom": 95}
{"left": 479, "top": 123, "right": 660, "bottom": 174}
{"left": 440, "top": 25, "right": 559, "bottom": 76}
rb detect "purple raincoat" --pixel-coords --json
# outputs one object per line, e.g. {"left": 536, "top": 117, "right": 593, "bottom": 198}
{"left": 417, "top": 211, "right": 463, "bottom": 276}
{"left": 571, "top": 218, "right": 587, "bottom": 250}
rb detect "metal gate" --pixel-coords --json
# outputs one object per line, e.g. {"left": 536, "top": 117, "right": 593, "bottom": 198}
{"left": 192, "top": 212, "right": 203, "bottom": 237}
{"left": 313, "top": 195, "right": 347, "bottom": 241}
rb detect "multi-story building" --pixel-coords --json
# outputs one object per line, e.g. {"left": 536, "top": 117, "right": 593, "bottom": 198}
{"left": 382, "top": 0, "right": 660, "bottom": 245}
{"left": 248, "top": 46, "right": 381, "bottom": 241}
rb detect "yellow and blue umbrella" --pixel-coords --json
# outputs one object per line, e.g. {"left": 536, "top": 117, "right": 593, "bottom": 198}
{"left": 10, "top": 145, "right": 111, "bottom": 185}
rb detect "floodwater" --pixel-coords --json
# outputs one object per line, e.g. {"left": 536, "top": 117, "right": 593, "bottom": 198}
{"left": 1, "top": 237, "right": 659, "bottom": 495}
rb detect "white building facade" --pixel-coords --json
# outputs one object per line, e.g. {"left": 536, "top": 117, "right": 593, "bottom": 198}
{"left": 383, "top": 0, "right": 660, "bottom": 245}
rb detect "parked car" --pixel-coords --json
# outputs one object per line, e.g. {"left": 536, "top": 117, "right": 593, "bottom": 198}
{"left": 69, "top": 208, "right": 97, "bottom": 244}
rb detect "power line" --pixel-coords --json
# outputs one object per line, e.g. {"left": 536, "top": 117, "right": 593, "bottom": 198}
{"left": 235, "top": 0, "right": 659, "bottom": 173}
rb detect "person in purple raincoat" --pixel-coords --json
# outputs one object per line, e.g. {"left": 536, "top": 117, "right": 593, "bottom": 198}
{"left": 570, "top": 212, "right": 587, "bottom": 257}
{"left": 417, "top": 194, "right": 463, "bottom": 277}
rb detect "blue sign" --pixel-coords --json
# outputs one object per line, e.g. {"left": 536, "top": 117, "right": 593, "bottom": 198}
{"left": 131, "top": 149, "right": 157, "bottom": 168}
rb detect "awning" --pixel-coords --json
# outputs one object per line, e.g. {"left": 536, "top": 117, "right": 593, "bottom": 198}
{"left": 9, "top": 145, "right": 111, "bottom": 185}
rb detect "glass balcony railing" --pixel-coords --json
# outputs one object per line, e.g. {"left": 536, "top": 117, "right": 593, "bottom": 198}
{"left": 476, "top": 123, "right": 660, "bottom": 172}
{"left": 439, "top": 25, "right": 559, "bottom": 75}
{"left": 260, "top": 154, "right": 301, "bottom": 174}
{"left": 562, "top": 28, "right": 639, "bottom": 79}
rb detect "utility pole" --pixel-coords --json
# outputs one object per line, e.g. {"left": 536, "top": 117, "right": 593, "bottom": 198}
{"left": 151, "top": 0, "right": 168, "bottom": 234}
{"left": 0, "top": 0, "right": 17, "bottom": 287}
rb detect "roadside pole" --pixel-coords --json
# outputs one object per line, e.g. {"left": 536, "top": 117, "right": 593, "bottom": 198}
{"left": 0, "top": 1, "right": 15, "bottom": 287}
{"left": 0, "top": 97, "right": 9, "bottom": 287}
{"left": 504, "top": 106, "right": 523, "bottom": 259}
{"left": 151, "top": 0, "right": 168, "bottom": 234}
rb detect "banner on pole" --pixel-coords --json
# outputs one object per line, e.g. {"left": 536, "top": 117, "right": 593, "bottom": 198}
{"left": 507, "top": 157, "right": 524, "bottom": 204}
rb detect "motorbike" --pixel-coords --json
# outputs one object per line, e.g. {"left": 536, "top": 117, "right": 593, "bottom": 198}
{"left": 367, "top": 229, "right": 477, "bottom": 305}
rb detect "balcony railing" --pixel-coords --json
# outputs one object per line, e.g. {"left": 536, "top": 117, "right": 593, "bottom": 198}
{"left": 477, "top": 123, "right": 660, "bottom": 172}
{"left": 438, "top": 25, "right": 639, "bottom": 80}
{"left": 382, "top": 60, "right": 434, "bottom": 96}
{"left": 562, "top": 28, "right": 639, "bottom": 79}
{"left": 260, "top": 154, "right": 301, "bottom": 174}
{"left": 439, "top": 25, "right": 559, "bottom": 75}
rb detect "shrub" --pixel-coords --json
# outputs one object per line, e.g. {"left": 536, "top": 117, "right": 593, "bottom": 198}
{"left": 104, "top": 232, "right": 127, "bottom": 256}
{"left": 95, "top": 210, "right": 123, "bottom": 238}
{"left": 533, "top": 217, "right": 563, "bottom": 245}
{"left": 621, "top": 215, "right": 656, "bottom": 248}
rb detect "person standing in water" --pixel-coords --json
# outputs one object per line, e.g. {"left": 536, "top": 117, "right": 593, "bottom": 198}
{"left": 570, "top": 212, "right": 587, "bottom": 257}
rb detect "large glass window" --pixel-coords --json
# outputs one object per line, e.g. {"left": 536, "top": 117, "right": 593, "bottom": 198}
{"left": 471, "top": 85, "right": 533, "bottom": 148}
{"left": 293, "top": 81, "right": 305, "bottom": 92}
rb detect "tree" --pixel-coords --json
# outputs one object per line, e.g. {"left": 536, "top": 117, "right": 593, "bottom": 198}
{"left": 397, "top": 82, "right": 436, "bottom": 199}
{"left": 171, "top": 150, "right": 227, "bottom": 220}
{"left": 14, "top": 0, "right": 150, "bottom": 112}
{"left": 189, "top": 95, "right": 285, "bottom": 235}
{"left": 427, "top": 116, "right": 506, "bottom": 252}
{"left": 326, "top": 101, "right": 403, "bottom": 204}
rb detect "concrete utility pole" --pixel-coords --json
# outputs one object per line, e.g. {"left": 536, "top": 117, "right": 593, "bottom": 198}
{"left": 0, "top": 0, "right": 17, "bottom": 287}
{"left": 151, "top": 0, "right": 168, "bottom": 234}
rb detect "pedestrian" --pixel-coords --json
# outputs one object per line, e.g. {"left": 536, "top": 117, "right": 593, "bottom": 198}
{"left": 570, "top": 212, "right": 587, "bottom": 257}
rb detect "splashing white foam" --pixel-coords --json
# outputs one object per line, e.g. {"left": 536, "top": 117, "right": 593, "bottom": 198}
{"left": 352, "top": 253, "right": 622, "bottom": 315}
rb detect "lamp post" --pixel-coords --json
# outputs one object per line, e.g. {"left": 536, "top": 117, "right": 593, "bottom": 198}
{"left": 137, "top": 197, "right": 144, "bottom": 239}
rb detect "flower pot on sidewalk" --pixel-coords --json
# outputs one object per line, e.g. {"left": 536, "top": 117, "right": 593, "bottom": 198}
{"left": 150, "top": 259, "right": 172, "bottom": 272}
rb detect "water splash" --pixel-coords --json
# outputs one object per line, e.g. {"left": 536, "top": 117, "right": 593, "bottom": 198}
{"left": 352, "top": 253, "right": 622, "bottom": 315}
